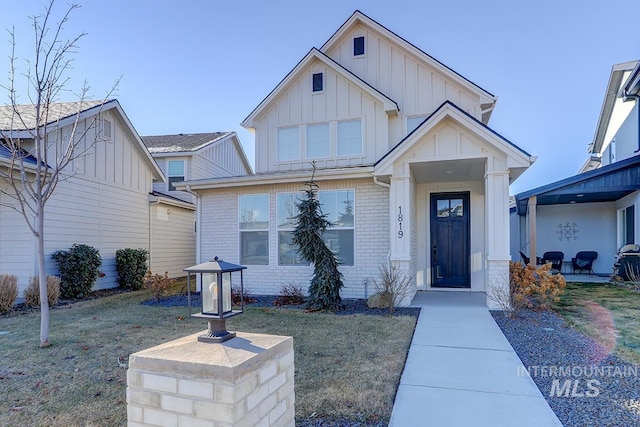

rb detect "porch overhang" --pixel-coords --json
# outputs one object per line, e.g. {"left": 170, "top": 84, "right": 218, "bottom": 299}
{"left": 515, "top": 153, "right": 640, "bottom": 215}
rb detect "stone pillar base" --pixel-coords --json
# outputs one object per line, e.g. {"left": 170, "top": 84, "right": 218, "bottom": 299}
{"left": 127, "top": 331, "right": 294, "bottom": 427}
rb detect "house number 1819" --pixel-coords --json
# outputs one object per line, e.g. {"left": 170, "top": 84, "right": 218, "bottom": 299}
{"left": 397, "top": 206, "right": 404, "bottom": 238}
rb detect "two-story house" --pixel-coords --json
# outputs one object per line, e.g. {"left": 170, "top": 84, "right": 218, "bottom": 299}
{"left": 512, "top": 60, "right": 640, "bottom": 275}
{"left": 182, "top": 11, "right": 533, "bottom": 307}
{"left": 0, "top": 99, "right": 165, "bottom": 295}
{"left": 142, "top": 132, "right": 252, "bottom": 277}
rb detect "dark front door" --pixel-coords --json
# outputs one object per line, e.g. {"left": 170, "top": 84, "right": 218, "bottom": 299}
{"left": 430, "top": 192, "right": 470, "bottom": 288}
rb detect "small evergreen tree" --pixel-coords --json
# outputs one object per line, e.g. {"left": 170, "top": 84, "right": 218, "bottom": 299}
{"left": 292, "top": 164, "right": 344, "bottom": 310}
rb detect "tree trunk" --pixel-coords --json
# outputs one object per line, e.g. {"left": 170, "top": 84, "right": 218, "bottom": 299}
{"left": 36, "top": 202, "right": 50, "bottom": 347}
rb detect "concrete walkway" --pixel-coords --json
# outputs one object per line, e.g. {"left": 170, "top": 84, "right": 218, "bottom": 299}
{"left": 389, "top": 291, "right": 563, "bottom": 427}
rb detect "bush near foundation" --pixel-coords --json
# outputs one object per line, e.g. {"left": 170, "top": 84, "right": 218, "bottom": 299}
{"left": 509, "top": 261, "right": 566, "bottom": 310}
{"left": 52, "top": 244, "right": 102, "bottom": 299}
{"left": 143, "top": 271, "right": 175, "bottom": 301}
{"left": 274, "top": 282, "right": 305, "bottom": 306}
{"left": 24, "top": 276, "right": 61, "bottom": 307}
{"left": 0, "top": 274, "right": 18, "bottom": 314}
{"left": 116, "top": 248, "right": 148, "bottom": 290}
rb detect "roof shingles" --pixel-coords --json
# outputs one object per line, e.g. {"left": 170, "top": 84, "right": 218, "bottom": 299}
{"left": 142, "top": 132, "right": 232, "bottom": 154}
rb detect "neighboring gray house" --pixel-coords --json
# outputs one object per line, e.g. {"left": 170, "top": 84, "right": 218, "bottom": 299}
{"left": 512, "top": 60, "right": 640, "bottom": 275}
{"left": 142, "top": 132, "right": 252, "bottom": 277}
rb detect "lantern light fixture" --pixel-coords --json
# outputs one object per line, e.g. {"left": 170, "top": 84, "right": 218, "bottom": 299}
{"left": 184, "top": 257, "right": 246, "bottom": 343}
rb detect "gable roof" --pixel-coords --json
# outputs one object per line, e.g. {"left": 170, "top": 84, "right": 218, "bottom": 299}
{"left": 142, "top": 131, "right": 253, "bottom": 174}
{"left": 515, "top": 153, "right": 640, "bottom": 215}
{"left": 374, "top": 101, "right": 532, "bottom": 182}
{"left": 0, "top": 100, "right": 104, "bottom": 131}
{"left": 241, "top": 47, "right": 399, "bottom": 129}
{"left": 0, "top": 99, "right": 164, "bottom": 181}
{"left": 142, "top": 132, "right": 232, "bottom": 153}
{"left": 321, "top": 10, "right": 497, "bottom": 122}
{"left": 589, "top": 60, "right": 638, "bottom": 156}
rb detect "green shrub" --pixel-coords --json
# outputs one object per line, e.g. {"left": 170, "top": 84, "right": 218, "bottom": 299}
{"left": 24, "top": 276, "right": 61, "bottom": 307}
{"left": 0, "top": 274, "right": 18, "bottom": 314}
{"left": 52, "top": 244, "right": 102, "bottom": 299}
{"left": 116, "top": 248, "right": 148, "bottom": 290}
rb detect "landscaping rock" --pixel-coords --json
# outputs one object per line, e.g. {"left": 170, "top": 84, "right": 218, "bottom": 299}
{"left": 366, "top": 292, "right": 391, "bottom": 309}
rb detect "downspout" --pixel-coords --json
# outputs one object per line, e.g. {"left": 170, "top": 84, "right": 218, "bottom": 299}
{"left": 373, "top": 175, "right": 392, "bottom": 297}
{"left": 184, "top": 185, "right": 201, "bottom": 265}
{"left": 148, "top": 197, "right": 161, "bottom": 273}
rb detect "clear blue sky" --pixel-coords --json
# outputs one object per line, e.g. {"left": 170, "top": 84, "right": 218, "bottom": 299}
{"left": 2, "top": 0, "right": 639, "bottom": 194}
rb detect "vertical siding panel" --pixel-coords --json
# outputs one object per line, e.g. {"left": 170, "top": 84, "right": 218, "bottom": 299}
{"left": 378, "top": 38, "right": 391, "bottom": 96}
{"left": 418, "top": 65, "right": 432, "bottom": 112}
{"left": 367, "top": 30, "right": 379, "bottom": 89}
{"left": 289, "top": 82, "right": 301, "bottom": 124}
{"left": 278, "top": 93, "right": 290, "bottom": 126}
{"left": 390, "top": 48, "right": 404, "bottom": 107}
{"left": 404, "top": 56, "right": 417, "bottom": 114}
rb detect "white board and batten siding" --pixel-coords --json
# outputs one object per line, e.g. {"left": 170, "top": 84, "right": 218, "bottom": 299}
{"left": 1, "top": 108, "right": 157, "bottom": 294}
{"left": 253, "top": 59, "right": 389, "bottom": 174}
{"left": 325, "top": 24, "right": 485, "bottom": 116}
{"left": 150, "top": 204, "right": 196, "bottom": 278}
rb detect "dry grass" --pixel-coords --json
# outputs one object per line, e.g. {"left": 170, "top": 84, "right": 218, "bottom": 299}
{"left": 554, "top": 282, "right": 640, "bottom": 365}
{"left": 0, "top": 287, "right": 416, "bottom": 426}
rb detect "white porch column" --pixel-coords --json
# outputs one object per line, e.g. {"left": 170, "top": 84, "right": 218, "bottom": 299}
{"left": 485, "top": 165, "right": 511, "bottom": 309}
{"left": 389, "top": 174, "right": 415, "bottom": 305}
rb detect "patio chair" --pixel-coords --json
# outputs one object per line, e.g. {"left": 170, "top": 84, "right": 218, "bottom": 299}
{"left": 519, "top": 251, "right": 543, "bottom": 265}
{"left": 542, "top": 251, "right": 564, "bottom": 272}
{"left": 571, "top": 251, "right": 598, "bottom": 275}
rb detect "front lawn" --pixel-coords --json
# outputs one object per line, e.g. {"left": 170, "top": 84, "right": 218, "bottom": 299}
{"left": 554, "top": 281, "right": 640, "bottom": 364}
{"left": 0, "top": 289, "right": 416, "bottom": 426}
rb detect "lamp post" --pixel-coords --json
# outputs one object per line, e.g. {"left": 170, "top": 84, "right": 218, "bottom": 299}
{"left": 184, "top": 257, "right": 246, "bottom": 343}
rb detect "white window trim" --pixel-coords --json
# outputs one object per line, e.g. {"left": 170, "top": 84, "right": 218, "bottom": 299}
{"left": 312, "top": 72, "right": 324, "bottom": 94}
{"left": 353, "top": 35, "right": 366, "bottom": 58}
{"left": 336, "top": 119, "right": 363, "bottom": 157}
{"left": 239, "top": 194, "right": 270, "bottom": 266}
{"left": 167, "top": 159, "right": 186, "bottom": 192}
{"left": 319, "top": 188, "right": 356, "bottom": 267}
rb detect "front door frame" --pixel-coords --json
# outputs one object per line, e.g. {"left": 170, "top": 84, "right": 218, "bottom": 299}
{"left": 430, "top": 191, "right": 471, "bottom": 288}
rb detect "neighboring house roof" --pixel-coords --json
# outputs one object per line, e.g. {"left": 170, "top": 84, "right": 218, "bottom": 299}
{"left": 0, "top": 100, "right": 104, "bottom": 131}
{"left": 142, "top": 131, "right": 253, "bottom": 175}
{"left": 142, "top": 132, "right": 232, "bottom": 153}
{"left": 0, "top": 99, "right": 164, "bottom": 181}
{"left": 514, "top": 153, "right": 640, "bottom": 215}
{"left": 241, "top": 48, "right": 399, "bottom": 128}
{"left": 149, "top": 191, "right": 195, "bottom": 210}
{"left": 589, "top": 60, "right": 638, "bottom": 156}
{"left": 320, "top": 10, "right": 497, "bottom": 123}
{"left": 0, "top": 143, "right": 38, "bottom": 166}
{"left": 623, "top": 60, "right": 640, "bottom": 98}
{"left": 374, "top": 101, "right": 533, "bottom": 182}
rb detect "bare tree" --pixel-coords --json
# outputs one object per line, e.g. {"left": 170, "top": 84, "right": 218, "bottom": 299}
{"left": 0, "top": 0, "right": 117, "bottom": 346}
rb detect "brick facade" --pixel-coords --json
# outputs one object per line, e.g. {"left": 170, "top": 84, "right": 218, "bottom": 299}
{"left": 127, "top": 332, "right": 294, "bottom": 427}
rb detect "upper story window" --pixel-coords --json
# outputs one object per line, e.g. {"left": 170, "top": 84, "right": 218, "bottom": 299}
{"left": 406, "top": 115, "right": 427, "bottom": 135}
{"left": 337, "top": 119, "right": 362, "bottom": 156}
{"left": 353, "top": 36, "right": 365, "bottom": 56}
{"left": 239, "top": 194, "right": 269, "bottom": 265}
{"left": 277, "top": 127, "right": 300, "bottom": 161}
{"left": 312, "top": 73, "right": 323, "bottom": 92}
{"left": 306, "top": 123, "right": 330, "bottom": 158}
{"left": 167, "top": 160, "right": 185, "bottom": 191}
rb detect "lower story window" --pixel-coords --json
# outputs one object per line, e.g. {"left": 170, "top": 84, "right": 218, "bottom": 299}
{"left": 319, "top": 189, "right": 355, "bottom": 266}
{"left": 239, "top": 194, "right": 269, "bottom": 265}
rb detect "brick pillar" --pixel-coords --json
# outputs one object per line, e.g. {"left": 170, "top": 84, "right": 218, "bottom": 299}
{"left": 127, "top": 331, "right": 294, "bottom": 427}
